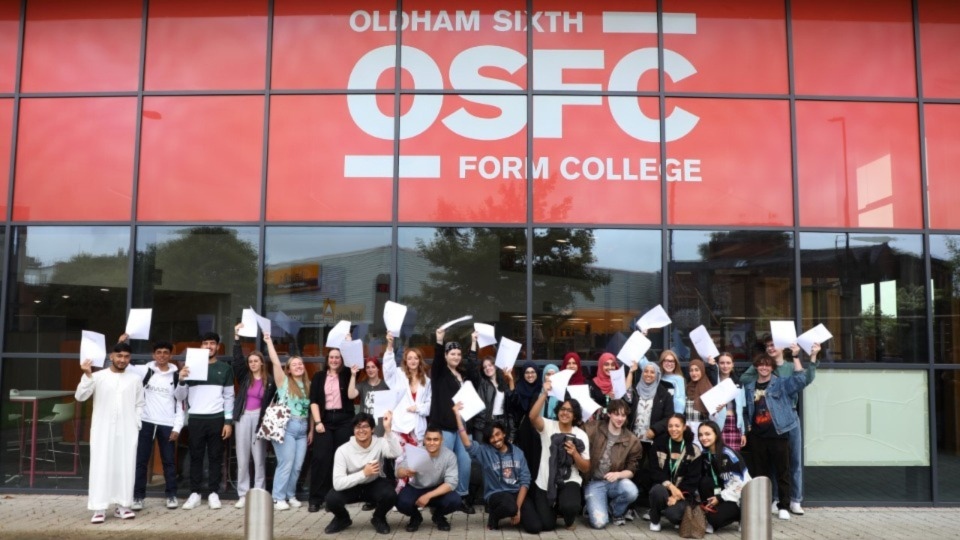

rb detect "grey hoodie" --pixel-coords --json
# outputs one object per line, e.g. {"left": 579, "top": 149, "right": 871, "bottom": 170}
{"left": 331, "top": 432, "right": 403, "bottom": 491}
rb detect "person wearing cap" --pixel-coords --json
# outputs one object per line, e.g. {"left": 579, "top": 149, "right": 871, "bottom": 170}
{"left": 429, "top": 327, "right": 482, "bottom": 514}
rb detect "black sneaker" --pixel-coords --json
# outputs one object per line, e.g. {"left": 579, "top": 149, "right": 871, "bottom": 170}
{"left": 405, "top": 515, "right": 423, "bottom": 532}
{"left": 361, "top": 502, "right": 375, "bottom": 511}
{"left": 324, "top": 516, "right": 352, "bottom": 535}
{"left": 371, "top": 517, "right": 391, "bottom": 534}
{"left": 308, "top": 502, "right": 322, "bottom": 513}
{"left": 433, "top": 515, "right": 452, "bottom": 531}
{"left": 459, "top": 502, "right": 476, "bottom": 515}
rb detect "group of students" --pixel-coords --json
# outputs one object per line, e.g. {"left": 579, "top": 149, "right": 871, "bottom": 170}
{"left": 75, "top": 322, "right": 820, "bottom": 535}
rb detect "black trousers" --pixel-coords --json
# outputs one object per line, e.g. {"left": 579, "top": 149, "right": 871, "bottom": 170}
{"left": 395, "top": 485, "right": 461, "bottom": 520}
{"left": 187, "top": 417, "right": 225, "bottom": 495}
{"left": 325, "top": 477, "right": 397, "bottom": 522}
{"left": 632, "top": 441, "right": 654, "bottom": 507}
{"left": 747, "top": 434, "right": 791, "bottom": 511}
{"left": 520, "top": 482, "right": 582, "bottom": 533}
{"left": 308, "top": 410, "right": 353, "bottom": 504}
{"left": 648, "top": 484, "right": 688, "bottom": 525}
{"left": 486, "top": 491, "right": 520, "bottom": 529}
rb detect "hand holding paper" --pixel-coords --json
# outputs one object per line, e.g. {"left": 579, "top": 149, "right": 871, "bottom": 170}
{"left": 474, "top": 323, "right": 497, "bottom": 348}
{"left": 494, "top": 336, "right": 522, "bottom": 371}
{"left": 699, "top": 379, "right": 739, "bottom": 416}
{"left": 609, "top": 367, "right": 627, "bottom": 399}
{"left": 798, "top": 324, "right": 833, "bottom": 355}
{"left": 567, "top": 385, "right": 602, "bottom": 422}
{"left": 383, "top": 301, "right": 408, "bottom": 336}
{"left": 325, "top": 320, "right": 352, "bottom": 348}
{"left": 451, "top": 381, "right": 485, "bottom": 422}
{"left": 690, "top": 325, "right": 720, "bottom": 361}
{"left": 547, "top": 368, "right": 575, "bottom": 400}
{"left": 339, "top": 339, "right": 364, "bottom": 369}
{"left": 239, "top": 308, "right": 258, "bottom": 338}
{"left": 770, "top": 320, "right": 798, "bottom": 351}
{"left": 80, "top": 330, "right": 107, "bottom": 368}
{"left": 184, "top": 348, "right": 209, "bottom": 381}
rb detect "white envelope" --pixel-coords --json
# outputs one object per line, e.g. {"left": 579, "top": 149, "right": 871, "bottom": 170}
{"left": 184, "top": 348, "right": 209, "bottom": 381}
{"left": 699, "top": 378, "right": 739, "bottom": 415}
{"left": 494, "top": 336, "right": 522, "bottom": 371}
{"left": 798, "top": 324, "right": 833, "bottom": 355}
{"left": 124, "top": 309, "right": 152, "bottom": 340}
{"left": 339, "top": 339, "right": 364, "bottom": 369}
{"left": 690, "top": 325, "right": 720, "bottom": 361}
{"left": 239, "top": 308, "right": 258, "bottom": 338}
{"left": 617, "top": 331, "right": 652, "bottom": 365}
{"left": 373, "top": 389, "right": 401, "bottom": 419}
{"left": 547, "top": 368, "right": 576, "bottom": 400}
{"left": 637, "top": 305, "right": 672, "bottom": 333}
{"left": 403, "top": 444, "right": 434, "bottom": 474}
{"left": 440, "top": 315, "right": 472, "bottom": 331}
{"left": 474, "top": 323, "right": 497, "bottom": 348}
{"left": 567, "top": 385, "right": 601, "bottom": 422}
{"left": 770, "top": 320, "right": 798, "bottom": 351}
{"left": 609, "top": 367, "right": 628, "bottom": 399}
{"left": 451, "top": 381, "right": 486, "bottom": 422}
{"left": 383, "top": 301, "right": 408, "bottom": 336}
{"left": 325, "top": 320, "right": 352, "bottom": 348}
{"left": 80, "top": 330, "right": 106, "bottom": 368}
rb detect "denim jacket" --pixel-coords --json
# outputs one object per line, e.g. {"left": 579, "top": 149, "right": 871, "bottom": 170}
{"left": 743, "top": 368, "right": 813, "bottom": 436}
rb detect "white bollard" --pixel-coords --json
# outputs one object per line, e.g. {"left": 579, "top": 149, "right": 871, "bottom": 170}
{"left": 245, "top": 488, "right": 274, "bottom": 540}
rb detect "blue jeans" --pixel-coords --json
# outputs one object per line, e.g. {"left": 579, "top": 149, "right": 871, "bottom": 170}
{"left": 441, "top": 430, "right": 471, "bottom": 497}
{"left": 584, "top": 478, "right": 639, "bottom": 528}
{"left": 271, "top": 417, "right": 308, "bottom": 502}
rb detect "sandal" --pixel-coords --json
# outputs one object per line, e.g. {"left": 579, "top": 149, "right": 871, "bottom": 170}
{"left": 114, "top": 507, "right": 136, "bottom": 520}
{"left": 91, "top": 512, "right": 106, "bottom": 524}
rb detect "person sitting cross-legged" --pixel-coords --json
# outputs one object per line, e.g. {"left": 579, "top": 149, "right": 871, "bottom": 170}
{"left": 394, "top": 425, "right": 462, "bottom": 532}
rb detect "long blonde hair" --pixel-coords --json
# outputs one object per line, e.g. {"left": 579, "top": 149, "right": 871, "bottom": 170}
{"left": 284, "top": 356, "right": 311, "bottom": 400}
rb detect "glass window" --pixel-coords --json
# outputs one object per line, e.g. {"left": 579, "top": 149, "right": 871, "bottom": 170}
{"left": 931, "top": 236, "right": 960, "bottom": 364}
{"left": 925, "top": 104, "right": 960, "bottom": 229}
{"left": 0, "top": 98, "right": 11, "bottom": 219}
{"left": 919, "top": 0, "right": 960, "bottom": 99}
{"left": 669, "top": 230, "right": 794, "bottom": 362}
{"left": 663, "top": 0, "right": 788, "bottom": 94}
{"left": 132, "top": 226, "right": 258, "bottom": 354}
{"left": 796, "top": 101, "right": 922, "bottom": 229}
{"left": 137, "top": 96, "right": 264, "bottom": 221}
{"left": 400, "top": 0, "right": 526, "bottom": 91}
{"left": 14, "top": 98, "right": 136, "bottom": 221}
{"left": 397, "top": 227, "right": 526, "bottom": 358}
{"left": 264, "top": 227, "right": 392, "bottom": 358}
{"left": 144, "top": 0, "right": 267, "bottom": 91}
{"left": 666, "top": 99, "right": 792, "bottom": 226}
{"left": 800, "top": 233, "right": 925, "bottom": 363}
{"left": 935, "top": 369, "right": 960, "bottom": 501}
{"left": 398, "top": 95, "right": 526, "bottom": 223}
{"left": 804, "top": 369, "right": 930, "bottom": 502}
{"left": 20, "top": 0, "right": 141, "bottom": 92}
{"left": 272, "top": 0, "right": 397, "bottom": 90}
{"left": 791, "top": 0, "right": 916, "bottom": 97}
{"left": 4, "top": 226, "right": 129, "bottom": 353}
{"left": 532, "top": 97, "right": 661, "bottom": 225}
{"left": 532, "top": 228, "right": 661, "bottom": 362}
{"left": 0, "top": 1, "right": 19, "bottom": 93}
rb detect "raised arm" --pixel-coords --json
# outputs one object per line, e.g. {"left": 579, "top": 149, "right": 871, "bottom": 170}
{"left": 264, "top": 333, "right": 286, "bottom": 388}
{"left": 453, "top": 402, "right": 472, "bottom": 448}
{"left": 232, "top": 323, "right": 249, "bottom": 378}
{"left": 529, "top": 380, "right": 548, "bottom": 433}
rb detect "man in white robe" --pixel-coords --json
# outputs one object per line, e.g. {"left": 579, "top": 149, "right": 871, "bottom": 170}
{"left": 75, "top": 341, "right": 145, "bottom": 524}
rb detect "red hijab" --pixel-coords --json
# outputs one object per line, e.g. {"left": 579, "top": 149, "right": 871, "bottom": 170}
{"left": 592, "top": 352, "right": 617, "bottom": 395}
{"left": 563, "top": 352, "right": 586, "bottom": 385}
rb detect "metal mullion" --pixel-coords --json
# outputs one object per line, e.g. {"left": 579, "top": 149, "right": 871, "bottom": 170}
{"left": 391, "top": 1, "right": 402, "bottom": 311}
{"left": 657, "top": 0, "right": 670, "bottom": 351}
{"left": 525, "top": 0, "right": 534, "bottom": 361}
{"left": 257, "top": 0, "right": 275, "bottom": 317}
{"left": 127, "top": 0, "right": 149, "bottom": 318}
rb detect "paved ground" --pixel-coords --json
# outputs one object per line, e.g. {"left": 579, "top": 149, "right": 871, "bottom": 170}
{"left": 0, "top": 495, "right": 958, "bottom": 539}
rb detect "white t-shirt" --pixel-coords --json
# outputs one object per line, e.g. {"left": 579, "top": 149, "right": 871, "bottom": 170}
{"left": 535, "top": 418, "right": 590, "bottom": 491}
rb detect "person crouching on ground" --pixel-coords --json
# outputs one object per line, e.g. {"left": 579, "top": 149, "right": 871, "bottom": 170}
{"left": 647, "top": 414, "right": 702, "bottom": 532}
{"left": 697, "top": 420, "right": 751, "bottom": 534}
{"left": 394, "top": 425, "right": 462, "bottom": 532}
{"left": 582, "top": 399, "right": 642, "bottom": 528}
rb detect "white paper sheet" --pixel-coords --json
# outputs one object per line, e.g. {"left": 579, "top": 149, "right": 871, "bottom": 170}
{"left": 798, "top": 324, "right": 833, "bottom": 355}
{"left": 253, "top": 312, "right": 272, "bottom": 335}
{"left": 272, "top": 311, "right": 302, "bottom": 337}
{"left": 339, "top": 339, "right": 364, "bottom": 369}
{"left": 439, "top": 315, "right": 473, "bottom": 331}
{"left": 373, "top": 389, "right": 401, "bottom": 419}
{"left": 451, "top": 381, "right": 485, "bottom": 422}
{"left": 566, "top": 384, "right": 601, "bottom": 422}
{"left": 80, "top": 330, "right": 106, "bottom": 368}
{"left": 124, "top": 309, "right": 153, "bottom": 340}
{"left": 403, "top": 444, "right": 434, "bottom": 474}
{"left": 325, "top": 320, "right": 352, "bottom": 347}
{"left": 474, "top": 323, "right": 497, "bottom": 348}
{"left": 690, "top": 325, "right": 720, "bottom": 361}
{"left": 547, "top": 368, "right": 576, "bottom": 400}
{"left": 609, "top": 367, "right": 628, "bottom": 399}
{"left": 383, "top": 301, "right": 408, "bottom": 336}
{"left": 699, "top": 378, "right": 739, "bottom": 415}
{"left": 184, "top": 348, "right": 209, "bottom": 381}
{"left": 770, "top": 320, "right": 798, "bottom": 350}
{"left": 494, "top": 336, "right": 522, "bottom": 371}
{"left": 637, "top": 305, "right": 672, "bottom": 333}
{"left": 391, "top": 393, "right": 417, "bottom": 434}
{"left": 493, "top": 391, "right": 505, "bottom": 415}
{"left": 616, "top": 331, "right": 652, "bottom": 365}
{"left": 239, "top": 308, "right": 258, "bottom": 338}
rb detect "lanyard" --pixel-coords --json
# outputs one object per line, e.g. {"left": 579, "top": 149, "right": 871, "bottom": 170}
{"left": 668, "top": 439, "right": 685, "bottom": 482}
{"left": 705, "top": 451, "right": 720, "bottom": 489}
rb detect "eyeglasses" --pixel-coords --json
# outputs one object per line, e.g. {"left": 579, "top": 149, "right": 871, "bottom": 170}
{"left": 558, "top": 407, "right": 574, "bottom": 413}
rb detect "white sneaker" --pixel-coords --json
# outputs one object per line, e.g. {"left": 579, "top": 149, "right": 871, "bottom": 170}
{"left": 275, "top": 500, "right": 290, "bottom": 511}
{"left": 234, "top": 496, "right": 246, "bottom": 509}
{"left": 705, "top": 523, "right": 714, "bottom": 534}
{"left": 771, "top": 501, "right": 779, "bottom": 514}
{"left": 778, "top": 509, "right": 791, "bottom": 520}
{"left": 208, "top": 493, "right": 222, "bottom": 509}
{"left": 649, "top": 522, "right": 661, "bottom": 532}
{"left": 166, "top": 497, "right": 179, "bottom": 509}
{"left": 790, "top": 502, "right": 805, "bottom": 515}
{"left": 288, "top": 498, "right": 302, "bottom": 508}
{"left": 182, "top": 493, "right": 202, "bottom": 510}
{"left": 131, "top": 499, "right": 143, "bottom": 511}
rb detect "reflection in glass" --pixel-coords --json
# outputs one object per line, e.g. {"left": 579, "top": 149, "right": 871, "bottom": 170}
{"left": 133, "top": 227, "right": 258, "bottom": 354}
{"left": 931, "top": 236, "right": 960, "bottom": 364}
{"left": 264, "top": 227, "right": 392, "bottom": 358}
{"left": 935, "top": 369, "right": 960, "bottom": 501}
{"left": 800, "top": 233, "right": 925, "bottom": 363}
{"left": 4, "top": 227, "right": 129, "bottom": 353}
{"left": 398, "top": 228, "right": 526, "bottom": 357}
{"left": 669, "top": 230, "right": 793, "bottom": 362}
{"left": 532, "top": 229, "right": 660, "bottom": 362}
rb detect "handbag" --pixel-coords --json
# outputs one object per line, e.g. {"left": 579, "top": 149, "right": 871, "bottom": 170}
{"left": 679, "top": 502, "right": 707, "bottom": 539}
{"left": 256, "top": 394, "right": 291, "bottom": 444}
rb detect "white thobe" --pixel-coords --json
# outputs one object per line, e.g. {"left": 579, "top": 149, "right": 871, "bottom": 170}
{"left": 75, "top": 369, "right": 145, "bottom": 511}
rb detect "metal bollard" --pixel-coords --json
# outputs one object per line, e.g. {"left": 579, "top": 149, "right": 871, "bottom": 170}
{"left": 740, "top": 476, "right": 772, "bottom": 540}
{"left": 245, "top": 488, "right": 274, "bottom": 540}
